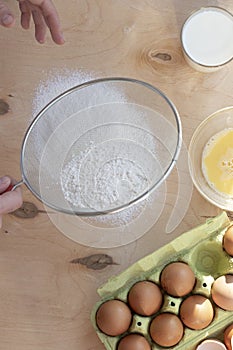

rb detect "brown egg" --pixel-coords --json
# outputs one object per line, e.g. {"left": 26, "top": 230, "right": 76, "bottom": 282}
{"left": 223, "top": 225, "right": 233, "bottom": 256}
{"left": 212, "top": 275, "right": 233, "bottom": 311}
{"left": 160, "top": 262, "right": 196, "bottom": 297}
{"left": 128, "top": 281, "right": 163, "bottom": 316}
{"left": 149, "top": 313, "right": 184, "bottom": 347}
{"left": 180, "top": 294, "right": 214, "bottom": 330}
{"left": 224, "top": 323, "right": 233, "bottom": 350}
{"left": 117, "top": 334, "right": 151, "bottom": 350}
{"left": 96, "top": 299, "right": 132, "bottom": 336}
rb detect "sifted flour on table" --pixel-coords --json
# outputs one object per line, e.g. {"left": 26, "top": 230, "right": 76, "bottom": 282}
{"left": 32, "top": 69, "right": 98, "bottom": 117}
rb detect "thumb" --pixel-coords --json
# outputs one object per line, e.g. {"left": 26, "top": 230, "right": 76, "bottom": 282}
{"left": 0, "top": 176, "right": 11, "bottom": 193}
{"left": 0, "top": 2, "right": 15, "bottom": 27}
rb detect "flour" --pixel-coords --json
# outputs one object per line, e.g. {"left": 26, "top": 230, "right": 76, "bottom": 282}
{"left": 61, "top": 146, "right": 149, "bottom": 211}
{"left": 32, "top": 68, "right": 98, "bottom": 117}
{"left": 31, "top": 70, "right": 174, "bottom": 227}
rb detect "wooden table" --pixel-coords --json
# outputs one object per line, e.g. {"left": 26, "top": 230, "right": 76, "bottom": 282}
{"left": 0, "top": 1, "right": 233, "bottom": 349}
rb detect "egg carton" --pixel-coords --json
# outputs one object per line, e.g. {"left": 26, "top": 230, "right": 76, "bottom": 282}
{"left": 91, "top": 212, "right": 233, "bottom": 350}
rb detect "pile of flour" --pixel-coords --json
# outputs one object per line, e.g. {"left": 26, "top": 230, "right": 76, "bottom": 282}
{"left": 61, "top": 147, "right": 149, "bottom": 211}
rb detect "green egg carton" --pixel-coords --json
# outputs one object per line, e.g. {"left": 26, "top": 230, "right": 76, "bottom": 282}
{"left": 91, "top": 212, "right": 233, "bottom": 350}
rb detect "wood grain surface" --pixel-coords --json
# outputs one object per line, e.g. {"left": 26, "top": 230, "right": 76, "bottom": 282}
{"left": 0, "top": 1, "right": 233, "bottom": 349}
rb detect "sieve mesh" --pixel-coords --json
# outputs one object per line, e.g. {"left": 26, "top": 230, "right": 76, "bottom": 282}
{"left": 20, "top": 78, "right": 182, "bottom": 215}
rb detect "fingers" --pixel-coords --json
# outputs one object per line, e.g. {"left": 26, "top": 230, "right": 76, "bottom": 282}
{"left": 0, "top": 188, "right": 23, "bottom": 215}
{"left": 0, "top": 176, "right": 23, "bottom": 215}
{"left": 18, "top": 0, "right": 64, "bottom": 45}
{"left": 19, "top": 0, "right": 46, "bottom": 43}
{"left": 19, "top": 0, "right": 31, "bottom": 29}
{"left": 0, "top": 1, "right": 15, "bottom": 27}
{"left": 39, "top": 0, "right": 64, "bottom": 44}
{"left": 0, "top": 176, "right": 11, "bottom": 194}
{"left": 31, "top": 8, "right": 47, "bottom": 43}
{"left": 1, "top": 0, "right": 64, "bottom": 45}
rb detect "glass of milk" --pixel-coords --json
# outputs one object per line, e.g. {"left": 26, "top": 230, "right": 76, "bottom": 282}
{"left": 181, "top": 7, "right": 233, "bottom": 72}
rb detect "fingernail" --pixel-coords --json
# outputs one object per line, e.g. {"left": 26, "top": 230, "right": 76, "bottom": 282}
{"left": 60, "top": 34, "right": 65, "bottom": 43}
{"left": 2, "top": 14, "right": 14, "bottom": 26}
{"left": 57, "top": 33, "right": 65, "bottom": 45}
{"left": 0, "top": 176, "right": 10, "bottom": 185}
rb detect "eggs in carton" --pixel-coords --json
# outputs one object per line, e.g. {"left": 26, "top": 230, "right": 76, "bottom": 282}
{"left": 91, "top": 212, "right": 233, "bottom": 349}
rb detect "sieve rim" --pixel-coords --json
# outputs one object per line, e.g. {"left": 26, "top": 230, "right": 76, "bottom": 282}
{"left": 20, "top": 77, "right": 182, "bottom": 216}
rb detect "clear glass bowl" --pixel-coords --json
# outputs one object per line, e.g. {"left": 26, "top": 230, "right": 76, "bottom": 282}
{"left": 189, "top": 106, "right": 233, "bottom": 211}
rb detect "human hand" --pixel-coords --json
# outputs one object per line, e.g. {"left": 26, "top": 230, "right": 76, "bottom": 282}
{"left": 0, "top": 0, "right": 64, "bottom": 44}
{"left": 0, "top": 176, "right": 23, "bottom": 228}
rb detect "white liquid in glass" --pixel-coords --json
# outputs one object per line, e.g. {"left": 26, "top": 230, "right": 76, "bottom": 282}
{"left": 182, "top": 8, "right": 233, "bottom": 66}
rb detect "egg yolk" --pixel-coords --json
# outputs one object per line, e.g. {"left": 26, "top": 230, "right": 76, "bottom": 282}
{"left": 202, "top": 128, "right": 233, "bottom": 197}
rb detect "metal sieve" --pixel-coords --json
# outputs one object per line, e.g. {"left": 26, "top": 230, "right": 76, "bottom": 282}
{"left": 12, "top": 77, "right": 182, "bottom": 216}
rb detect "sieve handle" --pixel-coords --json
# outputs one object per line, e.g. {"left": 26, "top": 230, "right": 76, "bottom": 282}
{"left": 3, "top": 180, "right": 24, "bottom": 194}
